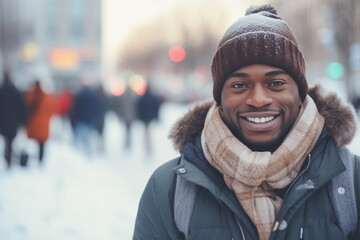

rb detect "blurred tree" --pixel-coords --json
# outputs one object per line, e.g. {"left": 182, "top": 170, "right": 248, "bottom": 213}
{"left": 272, "top": 0, "right": 360, "bottom": 101}
{"left": 117, "top": 0, "right": 232, "bottom": 74}
{"left": 331, "top": 0, "right": 358, "bottom": 100}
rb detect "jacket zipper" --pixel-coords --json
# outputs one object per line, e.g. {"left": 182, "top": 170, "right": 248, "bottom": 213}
{"left": 283, "top": 154, "right": 312, "bottom": 200}
{"left": 300, "top": 227, "right": 304, "bottom": 239}
{"left": 233, "top": 154, "right": 312, "bottom": 240}
{"left": 275, "top": 154, "right": 311, "bottom": 240}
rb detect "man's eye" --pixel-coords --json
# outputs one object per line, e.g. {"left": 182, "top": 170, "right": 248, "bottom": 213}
{"left": 269, "top": 81, "right": 284, "bottom": 87}
{"left": 232, "top": 83, "right": 247, "bottom": 89}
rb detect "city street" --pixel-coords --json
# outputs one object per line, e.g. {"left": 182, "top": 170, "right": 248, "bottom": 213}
{"left": 1, "top": 0, "right": 359, "bottom": 239}
{"left": 0, "top": 102, "right": 191, "bottom": 240}
{"left": 0, "top": 101, "right": 359, "bottom": 240}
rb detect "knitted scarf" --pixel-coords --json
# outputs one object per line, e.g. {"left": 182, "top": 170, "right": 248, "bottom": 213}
{"left": 201, "top": 96, "right": 324, "bottom": 240}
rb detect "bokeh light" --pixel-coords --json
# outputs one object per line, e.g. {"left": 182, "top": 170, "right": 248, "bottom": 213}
{"left": 168, "top": 45, "right": 186, "bottom": 62}
{"left": 110, "top": 80, "right": 125, "bottom": 96}
{"left": 128, "top": 74, "right": 147, "bottom": 95}
{"left": 327, "top": 62, "right": 344, "bottom": 80}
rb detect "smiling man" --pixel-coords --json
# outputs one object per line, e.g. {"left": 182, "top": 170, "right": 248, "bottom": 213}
{"left": 220, "top": 65, "right": 302, "bottom": 152}
{"left": 133, "top": 4, "right": 360, "bottom": 240}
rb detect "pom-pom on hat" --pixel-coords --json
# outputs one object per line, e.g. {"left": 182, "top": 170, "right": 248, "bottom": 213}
{"left": 211, "top": 4, "right": 307, "bottom": 104}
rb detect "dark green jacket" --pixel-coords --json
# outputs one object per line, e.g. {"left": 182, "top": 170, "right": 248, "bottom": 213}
{"left": 133, "top": 86, "right": 360, "bottom": 240}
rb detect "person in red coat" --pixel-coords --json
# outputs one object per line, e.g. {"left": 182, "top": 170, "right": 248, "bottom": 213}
{"left": 25, "top": 80, "right": 55, "bottom": 163}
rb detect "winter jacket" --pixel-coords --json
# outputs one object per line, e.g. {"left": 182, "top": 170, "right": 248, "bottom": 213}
{"left": 71, "top": 87, "right": 101, "bottom": 126}
{"left": 114, "top": 88, "right": 138, "bottom": 125}
{"left": 0, "top": 80, "right": 26, "bottom": 139}
{"left": 133, "top": 86, "right": 360, "bottom": 240}
{"left": 136, "top": 89, "right": 161, "bottom": 123}
{"left": 25, "top": 88, "right": 54, "bottom": 143}
{"left": 56, "top": 89, "right": 73, "bottom": 117}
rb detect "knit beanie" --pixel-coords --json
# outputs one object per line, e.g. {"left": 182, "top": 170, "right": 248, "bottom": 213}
{"left": 211, "top": 4, "right": 307, "bottom": 104}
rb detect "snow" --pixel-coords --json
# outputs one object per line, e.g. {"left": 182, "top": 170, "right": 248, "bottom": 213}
{"left": 0, "top": 102, "right": 191, "bottom": 240}
{"left": 0, "top": 101, "right": 359, "bottom": 240}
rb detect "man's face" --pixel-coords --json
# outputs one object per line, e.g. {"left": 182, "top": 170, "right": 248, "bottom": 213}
{"left": 219, "top": 64, "right": 302, "bottom": 152}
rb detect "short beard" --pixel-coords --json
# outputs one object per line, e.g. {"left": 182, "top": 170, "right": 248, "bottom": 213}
{"left": 238, "top": 137, "right": 281, "bottom": 152}
{"left": 230, "top": 125, "right": 289, "bottom": 153}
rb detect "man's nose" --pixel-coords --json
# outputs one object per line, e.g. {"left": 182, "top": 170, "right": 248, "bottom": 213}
{"left": 245, "top": 85, "right": 272, "bottom": 108}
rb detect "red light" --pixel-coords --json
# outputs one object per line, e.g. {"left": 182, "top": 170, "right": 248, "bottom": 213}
{"left": 169, "top": 46, "right": 185, "bottom": 62}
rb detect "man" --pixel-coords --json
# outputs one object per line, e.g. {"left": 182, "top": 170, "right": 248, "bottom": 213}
{"left": 71, "top": 80, "right": 101, "bottom": 157}
{"left": 136, "top": 84, "right": 162, "bottom": 154}
{"left": 133, "top": 4, "right": 360, "bottom": 240}
{"left": 0, "top": 70, "right": 26, "bottom": 168}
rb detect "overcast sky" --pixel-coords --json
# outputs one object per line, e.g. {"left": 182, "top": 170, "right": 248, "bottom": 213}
{"left": 102, "top": 0, "right": 181, "bottom": 69}
{"left": 102, "top": 0, "right": 268, "bottom": 71}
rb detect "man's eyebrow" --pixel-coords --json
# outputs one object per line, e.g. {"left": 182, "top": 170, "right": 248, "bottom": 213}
{"left": 226, "top": 72, "right": 249, "bottom": 79}
{"left": 265, "top": 70, "right": 289, "bottom": 76}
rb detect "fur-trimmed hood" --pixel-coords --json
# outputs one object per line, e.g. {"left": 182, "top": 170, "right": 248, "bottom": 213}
{"left": 168, "top": 85, "right": 358, "bottom": 152}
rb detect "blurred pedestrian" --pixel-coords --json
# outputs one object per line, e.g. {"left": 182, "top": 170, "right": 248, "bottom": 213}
{"left": 71, "top": 81, "right": 101, "bottom": 157}
{"left": 25, "top": 80, "right": 55, "bottom": 164}
{"left": 114, "top": 85, "right": 138, "bottom": 150}
{"left": 136, "top": 84, "right": 161, "bottom": 154}
{"left": 0, "top": 70, "right": 26, "bottom": 168}
{"left": 352, "top": 96, "right": 360, "bottom": 115}
{"left": 56, "top": 86, "right": 73, "bottom": 117}
{"left": 95, "top": 84, "right": 110, "bottom": 152}
{"left": 134, "top": 4, "right": 360, "bottom": 240}
{"left": 55, "top": 86, "right": 73, "bottom": 139}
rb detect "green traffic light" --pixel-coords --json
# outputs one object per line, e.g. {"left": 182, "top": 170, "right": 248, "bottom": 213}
{"left": 327, "top": 62, "right": 344, "bottom": 80}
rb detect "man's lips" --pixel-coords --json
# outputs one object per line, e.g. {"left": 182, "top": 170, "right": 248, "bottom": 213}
{"left": 238, "top": 111, "right": 281, "bottom": 131}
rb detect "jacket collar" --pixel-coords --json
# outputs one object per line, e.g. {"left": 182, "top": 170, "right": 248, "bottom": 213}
{"left": 169, "top": 85, "right": 358, "bottom": 152}
{"left": 175, "top": 125, "right": 345, "bottom": 229}
{"left": 178, "top": 125, "right": 335, "bottom": 192}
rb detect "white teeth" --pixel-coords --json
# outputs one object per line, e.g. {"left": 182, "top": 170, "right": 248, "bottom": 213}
{"left": 246, "top": 116, "right": 275, "bottom": 123}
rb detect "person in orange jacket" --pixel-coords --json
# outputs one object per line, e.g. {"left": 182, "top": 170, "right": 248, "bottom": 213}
{"left": 25, "top": 80, "right": 55, "bottom": 163}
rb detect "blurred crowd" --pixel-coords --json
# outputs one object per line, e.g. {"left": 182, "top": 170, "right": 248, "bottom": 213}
{"left": 0, "top": 69, "right": 163, "bottom": 170}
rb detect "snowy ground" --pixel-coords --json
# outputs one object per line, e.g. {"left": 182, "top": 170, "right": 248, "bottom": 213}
{"left": 0, "top": 101, "right": 359, "bottom": 240}
{"left": 0, "top": 102, "right": 192, "bottom": 240}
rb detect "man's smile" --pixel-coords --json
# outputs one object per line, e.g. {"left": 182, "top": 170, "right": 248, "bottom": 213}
{"left": 245, "top": 116, "right": 275, "bottom": 123}
{"left": 239, "top": 111, "right": 280, "bottom": 124}
{"left": 239, "top": 114, "right": 281, "bottom": 132}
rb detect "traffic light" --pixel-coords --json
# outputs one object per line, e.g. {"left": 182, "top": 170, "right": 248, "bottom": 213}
{"left": 326, "top": 62, "right": 344, "bottom": 80}
{"left": 168, "top": 46, "right": 186, "bottom": 62}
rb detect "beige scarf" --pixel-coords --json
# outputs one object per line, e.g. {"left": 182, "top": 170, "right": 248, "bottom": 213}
{"left": 201, "top": 96, "right": 324, "bottom": 240}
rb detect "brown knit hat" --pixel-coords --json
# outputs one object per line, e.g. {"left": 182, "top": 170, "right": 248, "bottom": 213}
{"left": 211, "top": 4, "right": 307, "bottom": 104}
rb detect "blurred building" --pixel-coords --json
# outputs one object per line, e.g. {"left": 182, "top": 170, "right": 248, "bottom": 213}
{"left": 46, "top": 0, "right": 102, "bottom": 90}
{"left": 0, "top": 0, "right": 24, "bottom": 74}
{"left": 0, "top": 0, "right": 102, "bottom": 91}
{"left": 272, "top": 0, "right": 360, "bottom": 99}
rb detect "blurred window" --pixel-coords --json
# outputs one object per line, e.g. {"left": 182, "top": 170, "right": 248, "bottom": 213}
{"left": 69, "top": 0, "right": 85, "bottom": 45}
{"left": 96, "top": 0, "right": 102, "bottom": 45}
{"left": 46, "top": 0, "right": 58, "bottom": 43}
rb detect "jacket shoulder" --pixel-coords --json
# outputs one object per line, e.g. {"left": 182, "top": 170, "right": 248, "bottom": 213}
{"left": 133, "top": 157, "right": 182, "bottom": 240}
{"left": 148, "top": 157, "right": 182, "bottom": 208}
{"left": 151, "top": 157, "right": 180, "bottom": 183}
